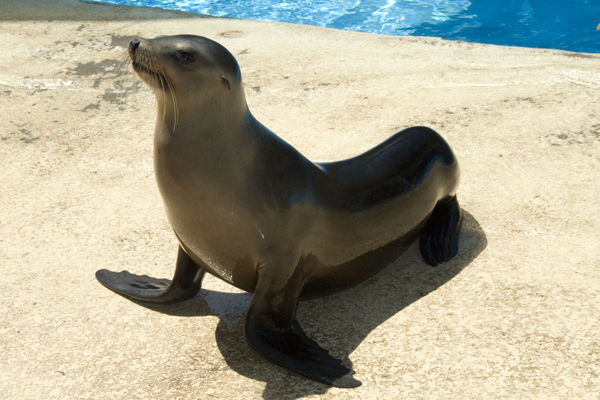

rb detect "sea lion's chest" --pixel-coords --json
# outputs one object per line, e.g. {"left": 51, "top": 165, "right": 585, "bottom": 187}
{"left": 153, "top": 150, "right": 263, "bottom": 275}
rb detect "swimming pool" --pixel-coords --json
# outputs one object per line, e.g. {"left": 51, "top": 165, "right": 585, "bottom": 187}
{"left": 87, "top": 0, "right": 599, "bottom": 53}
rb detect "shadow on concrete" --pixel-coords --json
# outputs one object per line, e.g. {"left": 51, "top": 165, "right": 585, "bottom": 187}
{"left": 1, "top": 0, "right": 210, "bottom": 21}
{"left": 130, "top": 210, "right": 487, "bottom": 399}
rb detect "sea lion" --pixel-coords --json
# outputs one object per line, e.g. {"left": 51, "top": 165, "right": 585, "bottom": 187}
{"left": 96, "top": 35, "right": 462, "bottom": 388}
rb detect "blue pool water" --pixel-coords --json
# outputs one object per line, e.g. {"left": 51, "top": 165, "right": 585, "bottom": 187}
{"left": 88, "top": 0, "right": 600, "bottom": 53}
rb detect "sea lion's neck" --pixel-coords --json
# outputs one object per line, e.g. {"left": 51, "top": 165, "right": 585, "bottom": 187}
{"left": 154, "top": 89, "right": 250, "bottom": 144}
{"left": 152, "top": 89, "right": 267, "bottom": 187}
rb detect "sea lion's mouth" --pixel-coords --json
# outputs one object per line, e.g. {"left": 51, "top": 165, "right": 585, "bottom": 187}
{"left": 131, "top": 60, "right": 171, "bottom": 91}
{"left": 132, "top": 61, "right": 154, "bottom": 76}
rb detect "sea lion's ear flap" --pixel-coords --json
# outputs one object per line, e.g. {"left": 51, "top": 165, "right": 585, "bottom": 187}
{"left": 220, "top": 74, "right": 231, "bottom": 90}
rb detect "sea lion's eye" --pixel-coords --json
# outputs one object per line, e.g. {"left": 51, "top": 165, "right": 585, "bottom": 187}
{"left": 177, "top": 50, "right": 195, "bottom": 62}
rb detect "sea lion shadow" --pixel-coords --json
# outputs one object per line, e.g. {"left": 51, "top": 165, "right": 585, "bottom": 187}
{"left": 137, "top": 210, "right": 486, "bottom": 398}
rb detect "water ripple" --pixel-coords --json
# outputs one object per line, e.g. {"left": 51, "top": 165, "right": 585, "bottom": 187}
{"left": 87, "top": 0, "right": 600, "bottom": 53}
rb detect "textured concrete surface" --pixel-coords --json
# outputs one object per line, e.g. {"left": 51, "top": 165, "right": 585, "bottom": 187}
{"left": 1, "top": 0, "right": 599, "bottom": 399}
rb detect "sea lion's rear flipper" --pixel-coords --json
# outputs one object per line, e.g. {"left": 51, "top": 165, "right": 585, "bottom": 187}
{"left": 95, "top": 246, "right": 205, "bottom": 305}
{"left": 419, "top": 195, "right": 463, "bottom": 267}
{"left": 246, "top": 318, "right": 361, "bottom": 387}
{"left": 244, "top": 266, "right": 361, "bottom": 388}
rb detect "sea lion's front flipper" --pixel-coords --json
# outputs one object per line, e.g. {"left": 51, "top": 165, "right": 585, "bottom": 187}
{"left": 419, "top": 195, "right": 463, "bottom": 267}
{"left": 245, "top": 265, "right": 361, "bottom": 388}
{"left": 95, "top": 246, "right": 205, "bottom": 305}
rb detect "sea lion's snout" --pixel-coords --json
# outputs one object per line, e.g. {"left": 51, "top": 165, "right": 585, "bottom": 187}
{"left": 128, "top": 38, "right": 141, "bottom": 59}
{"left": 128, "top": 38, "right": 170, "bottom": 93}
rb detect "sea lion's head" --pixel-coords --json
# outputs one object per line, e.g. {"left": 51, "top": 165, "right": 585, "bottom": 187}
{"left": 128, "top": 35, "right": 248, "bottom": 131}
{"left": 128, "top": 35, "right": 242, "bottom": 98}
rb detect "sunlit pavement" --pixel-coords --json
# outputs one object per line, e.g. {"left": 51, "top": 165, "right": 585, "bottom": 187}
{"left": 1, "top": 1, "right": 599, "bottom": 399}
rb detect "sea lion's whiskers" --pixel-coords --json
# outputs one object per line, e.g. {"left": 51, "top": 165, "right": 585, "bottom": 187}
{"left": 161, "top": 68, "right": 178, "bottom": 131}
{"left": 115, "top": 49, "right": 132, "bottom": 92}
{"left": 151, "top": 59, "right": 168, "bottom": 128}
{"left": 106, "top": 49, "right": 134, "bottom": 106}
{"left": 152, "top": 59, "right": 178, "bottom": 132}
{"left": 156, "top": 70, "right": 168, "bottom": 132}
{"left": 128, "top": 46, "right": 179, "bottom": 131}
{"left": 151, "top": 59, "right": 167, "bottom": 122}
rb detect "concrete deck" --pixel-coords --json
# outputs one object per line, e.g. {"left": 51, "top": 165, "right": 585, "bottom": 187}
{"left": 1, "top": 0, "right": 599, "bottom": 398}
